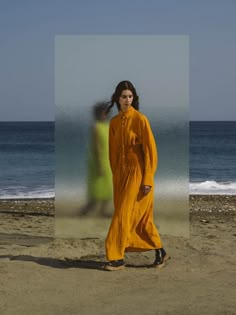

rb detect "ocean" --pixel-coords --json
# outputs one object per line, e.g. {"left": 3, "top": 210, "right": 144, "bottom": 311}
{"left": 0, "top": 121, "right": 235, "bottom": 198}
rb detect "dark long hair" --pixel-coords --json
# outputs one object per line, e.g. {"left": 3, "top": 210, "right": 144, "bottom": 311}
{"left": 106, "top": 81, "right": 139, "bottom": 114}
{"left": 93, "top": 101, "right": 108, "bottom": 120}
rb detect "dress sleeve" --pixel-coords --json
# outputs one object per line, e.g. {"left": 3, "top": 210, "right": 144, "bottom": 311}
{"left": 141, "top": 116, "right": 158, "bottom": 186}
{"left": 109, "top": 120, "right": 116, "bottom": 174}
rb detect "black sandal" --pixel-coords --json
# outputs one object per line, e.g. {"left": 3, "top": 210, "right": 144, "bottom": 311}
{"left": 160, "top": 248, "right": 171, "bottom": 262}
{"left": 103, "top": 259, "right": 125, "bottom": 271}
{"left": 153, "top": 248, "right": 171, "bottom": 268}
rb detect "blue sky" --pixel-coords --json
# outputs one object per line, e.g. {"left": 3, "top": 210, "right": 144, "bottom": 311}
{"left": 0, "top": 0, "right": 235, "bottom": 121}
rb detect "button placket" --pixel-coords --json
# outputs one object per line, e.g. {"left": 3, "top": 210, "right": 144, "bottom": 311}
{"left": 121, "top": 115, "right": 125, "bottom": 127}
{"left": 121, "top": 115, "right": 126, "bottom": 162}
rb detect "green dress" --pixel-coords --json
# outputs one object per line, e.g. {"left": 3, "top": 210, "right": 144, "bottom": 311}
{"left": 87, "top": 121, "right": 113, "bottom": 201}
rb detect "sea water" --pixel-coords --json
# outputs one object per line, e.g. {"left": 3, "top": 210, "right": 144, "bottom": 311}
{"left": 0, "top": 121, "right": 235, "bottom": 198}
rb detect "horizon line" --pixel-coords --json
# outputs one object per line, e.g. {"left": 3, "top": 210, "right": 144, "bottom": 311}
{"left": 1, "top": 120, "right": 236, "bottom": 123}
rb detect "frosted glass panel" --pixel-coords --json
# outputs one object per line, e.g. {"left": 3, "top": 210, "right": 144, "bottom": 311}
{"left": 55, "top": 35, "right": 189, "bottom": 238}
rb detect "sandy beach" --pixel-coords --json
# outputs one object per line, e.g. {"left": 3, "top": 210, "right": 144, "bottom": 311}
{"left": 0, "top": 195, "right": 236, "bottom": 315}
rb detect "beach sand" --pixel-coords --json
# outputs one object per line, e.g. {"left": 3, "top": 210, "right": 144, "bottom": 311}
{"left": 0, "top": 195, "right": 236, "bottom": 315}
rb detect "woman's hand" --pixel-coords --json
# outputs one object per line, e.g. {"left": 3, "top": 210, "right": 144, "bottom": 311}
{"left": 142, "top": 185, "right": 152, "bottom": 195}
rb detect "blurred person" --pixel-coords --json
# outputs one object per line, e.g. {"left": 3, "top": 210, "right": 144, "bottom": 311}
{"left": 79, "top": 102, "right": 113, "bottom": 217}
{"left": 103, "top": 81, "right": 170, "bottom": 271}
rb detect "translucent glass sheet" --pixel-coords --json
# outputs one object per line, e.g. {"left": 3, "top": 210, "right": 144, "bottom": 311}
{"left": 55, "top": 35, "right": 189, "bottom": 238}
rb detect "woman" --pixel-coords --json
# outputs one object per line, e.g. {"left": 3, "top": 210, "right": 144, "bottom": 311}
{"left": 79, "top": 102, "right": 113, "bottom": 217}
{"left": 104, "top": 81, "right": 170, "bottom": 271}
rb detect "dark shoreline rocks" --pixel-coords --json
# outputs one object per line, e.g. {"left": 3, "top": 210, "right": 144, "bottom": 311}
{"left": 189, "top": 195, "right": 236, "bottom": 223}
{"left": 0, "top": 198, "right": 55, "bottom": 216}
{"left": 0, "top": 195, "right": 235, "bottom": 223}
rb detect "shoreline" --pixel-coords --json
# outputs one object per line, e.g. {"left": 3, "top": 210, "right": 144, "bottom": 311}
{"left": 0, "top": 198, "right": 55, "bottom": 216}
{"left": 0, "top": 194, "right": 235, "bottom": 200}
{"left": 0, "top": 195, "right": 235, "bottom": 219}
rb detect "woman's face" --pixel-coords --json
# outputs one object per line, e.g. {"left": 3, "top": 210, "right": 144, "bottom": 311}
{"left": 119, "top": 89, "right": 133, "bottom": 112}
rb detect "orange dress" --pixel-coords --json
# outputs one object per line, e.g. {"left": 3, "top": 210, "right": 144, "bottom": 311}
{"left": 105, "top": 106, "right": 162, "bottom": 261}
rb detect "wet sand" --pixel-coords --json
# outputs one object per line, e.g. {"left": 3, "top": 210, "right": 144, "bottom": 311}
{"left": 0, "top": 195, "right": 236, "bottom": 315}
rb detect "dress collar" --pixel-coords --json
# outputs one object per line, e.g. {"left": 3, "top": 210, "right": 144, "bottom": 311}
{"left": 119, "top": 105, "right": 135, "bottom": 118}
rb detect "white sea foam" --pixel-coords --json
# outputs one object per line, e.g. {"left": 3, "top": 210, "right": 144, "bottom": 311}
{"left": 0, "top": 180, "right": 236, "bottom": 199}
{"left": 189, "top": 180, "right": 236, "bottom": 195}
{"left": 0, "top": 187, "right": 55, "bottom": 199}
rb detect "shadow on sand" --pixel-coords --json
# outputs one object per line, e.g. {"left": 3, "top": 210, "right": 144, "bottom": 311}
{"left": 0, "top": 254, "right": 156, "bottom": 271}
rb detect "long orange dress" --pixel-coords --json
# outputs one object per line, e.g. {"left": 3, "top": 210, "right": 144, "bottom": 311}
{"left": 105, "top": 106, "right": 163, "bottom": 261}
